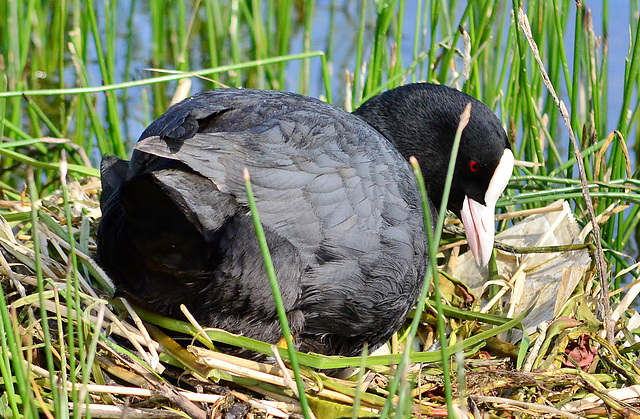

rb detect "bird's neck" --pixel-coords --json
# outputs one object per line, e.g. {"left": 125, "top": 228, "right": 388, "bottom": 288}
{"left": 353, "top": 110, "right": 448, "bottom": 211}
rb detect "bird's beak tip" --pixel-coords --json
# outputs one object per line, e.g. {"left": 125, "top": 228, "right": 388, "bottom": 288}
{"left": 461, "top": 149, "right": 514, "bottom": 267}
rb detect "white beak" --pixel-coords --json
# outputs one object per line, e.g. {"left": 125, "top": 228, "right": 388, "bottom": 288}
{"left": 460, "top": 149, "right": 514, "bottom": 266}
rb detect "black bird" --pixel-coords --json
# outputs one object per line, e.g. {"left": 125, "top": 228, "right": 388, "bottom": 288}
{"left": 97, "top": 83, "right": 513, "bottom": 358}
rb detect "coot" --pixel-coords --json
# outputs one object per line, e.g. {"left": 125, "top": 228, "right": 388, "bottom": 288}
{"left": 97, "top": 83, "right": 513, "bottom": 358}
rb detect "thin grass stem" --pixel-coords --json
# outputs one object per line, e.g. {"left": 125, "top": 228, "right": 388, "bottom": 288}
{"left": 28, "top": 166, "right": 61, "bottom": 412}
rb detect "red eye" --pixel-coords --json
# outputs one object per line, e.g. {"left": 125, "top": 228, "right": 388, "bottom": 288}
{"left": 469, "top": 161, "right": 481, "bottom": 172}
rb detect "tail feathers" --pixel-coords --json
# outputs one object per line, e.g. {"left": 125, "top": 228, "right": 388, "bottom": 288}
{"left": 149, "top": 169, "right": 237, "bottom": 240}
{"left": 104, "top": 167, "right": 239, "bottom": 275}
{"left": 100, "top": 156, "right": 129, "bottom": 208}
{"left": 98, "top": 166, "right": 236, "bottom": 294}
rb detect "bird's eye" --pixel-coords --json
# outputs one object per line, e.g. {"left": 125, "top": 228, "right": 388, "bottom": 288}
{"left": 469, "top": 160, "right": 481, "bottom": 173}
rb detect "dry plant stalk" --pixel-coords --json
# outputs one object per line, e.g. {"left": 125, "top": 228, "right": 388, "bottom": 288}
{"left": 516, "top": 6, "right": 613, "bottom": 343}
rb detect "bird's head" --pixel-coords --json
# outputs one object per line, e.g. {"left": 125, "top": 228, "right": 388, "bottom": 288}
{"left": 354, "top": 83, "right": 514, "bottom": 266}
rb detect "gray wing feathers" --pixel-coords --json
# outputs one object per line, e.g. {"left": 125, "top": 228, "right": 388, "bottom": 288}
{"left": 133, "top": 122, "right": 395, "bottom": 260}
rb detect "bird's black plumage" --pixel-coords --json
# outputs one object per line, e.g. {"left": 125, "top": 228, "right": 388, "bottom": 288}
{"left": 97, "top": 83, "right": 511, "bottom": 359}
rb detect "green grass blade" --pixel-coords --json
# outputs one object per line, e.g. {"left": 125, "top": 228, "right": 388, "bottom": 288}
{"left": 243, "top": 168, "right": 312, "bottom": 419}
